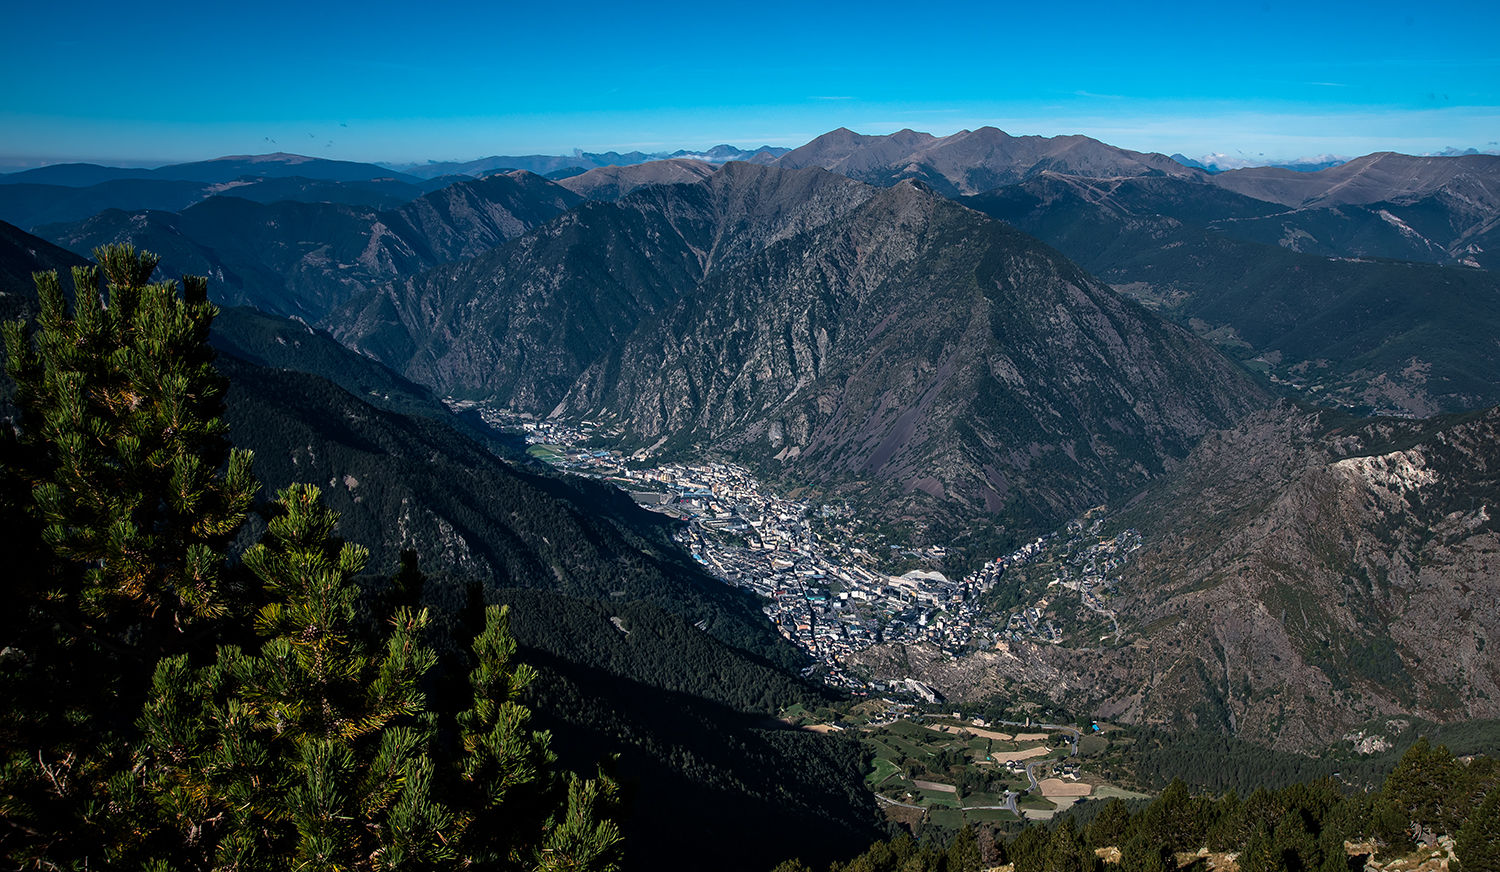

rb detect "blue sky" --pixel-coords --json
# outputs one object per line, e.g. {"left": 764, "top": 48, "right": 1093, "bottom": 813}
{"left": 3, "top": 0, "right": 1497, "bottom": 168}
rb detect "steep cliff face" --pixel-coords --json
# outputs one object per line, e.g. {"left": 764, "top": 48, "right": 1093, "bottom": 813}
{"left": 560, "top": 178, "right": 1268, "bottom": 525}
{"left": 332, "top": 163, "right": 879, "bottom": 410}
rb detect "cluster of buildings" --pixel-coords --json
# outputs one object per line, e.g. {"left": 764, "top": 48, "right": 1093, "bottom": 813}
{"left": 1000, "top": 520, "right": 1140, "bottom": 646}
{"left": 486, "top": 412, "right": 1143, "bottom": 690}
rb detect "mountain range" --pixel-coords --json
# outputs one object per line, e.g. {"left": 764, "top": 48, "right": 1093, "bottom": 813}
{"left": 381, "top": 143, "right": 790, "bottom": 180}
{"left": 6, "top": 124, "right": 1500, "bottom": 767}
{"left": 1170, "top": 153, "right": 1349, "bottom": 173}
{"left": 36, "top": 170, "right": 580, "bottom": 319}
{"left": 771, "top": 126, "right": 1196, "bottom": 197}
{"left": 965, "top": 172, "right": 1500, "bottom": 416}
{"left": 331, "top": 162, "right": 1265, "bottom": 535}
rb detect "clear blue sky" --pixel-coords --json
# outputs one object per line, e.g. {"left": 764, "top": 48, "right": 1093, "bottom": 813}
{"left": 3, "top": 0, "right": 1497, "bottom": 168}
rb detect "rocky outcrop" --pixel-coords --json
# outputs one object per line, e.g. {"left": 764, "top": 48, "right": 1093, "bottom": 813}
{"left": 844, "top": 406, "right": 1500, "bottom": 750}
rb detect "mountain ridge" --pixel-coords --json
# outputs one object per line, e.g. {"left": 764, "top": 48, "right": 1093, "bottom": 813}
{"left": 774, "top": 126, "right": 1201, "bottom": 196}
{"left": 37, "top": 170, "right": 582, "bottom": 320}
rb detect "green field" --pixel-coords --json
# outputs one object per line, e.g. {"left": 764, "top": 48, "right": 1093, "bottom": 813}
{"left": 963, "top": 808, "right": 1018, "bottom": 823}
{"left": 1094, "top": 784, "right": 1151, "bottom": 800}
{"left": 867, "top": 757, "right": 901, "bottom": 787}
{"left": 915, "top": 790, "right": 961, "bottom": 808}
{"left": 526, "top": 444, "right": 564, "bottom": 462}
{"left": 926, "top": 807, "right": 965, "bottom": 829}
{"left": 959, "top": 791, "right": 1005, "bottom": 808}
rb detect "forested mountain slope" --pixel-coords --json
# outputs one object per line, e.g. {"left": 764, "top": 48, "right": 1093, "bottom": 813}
{"left": 37, "top": 171, "right": 581, "bottom": 319}
{"left": 968, "top": 174, "right": 1500, "bottom": 415}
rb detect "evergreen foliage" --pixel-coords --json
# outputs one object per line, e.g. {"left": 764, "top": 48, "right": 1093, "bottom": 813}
{"left": 0, "top": 249, "right": 620, "bottom": 870}
{"left": 1456, "top": 787, "right": 1500, "bottom": 871}
{"left": 787, "top": 737, "right": 1498, "bottom": 872}
{"left": 1382, "top": 737, "right": 1469, "bottom": 843}
{"left": 2, "top": 245, "right": 256, "bottom": 867}
{"left": 3, "top": 245, "right": 255, "bottom": 639}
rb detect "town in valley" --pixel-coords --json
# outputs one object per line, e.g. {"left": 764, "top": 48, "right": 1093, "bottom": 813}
{"left": 481, "top": 412, "right": 1143, "bottom": 695}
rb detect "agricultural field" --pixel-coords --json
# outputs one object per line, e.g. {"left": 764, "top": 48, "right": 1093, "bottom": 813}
{"left": 860, "top": 717, "right": 1047, "bottom": 827}
{"left": 849, "top": 714, "right": 1148, "bottom": 829}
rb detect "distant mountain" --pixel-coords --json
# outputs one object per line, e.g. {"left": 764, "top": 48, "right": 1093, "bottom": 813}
{"left": 336, "top": 162, "right": 1266, "bottom": 532}
{"left": 1170, "top": 153, "right": 1349, "bottom": 173}
{"left": 42, "top": 200, "right": 402, "bottom": 318}
{"left": 666, "top": 143, "right": 790, "bottom": 163}
{"left": 387, "top": 153, "right": 635, "bottom": 180}
{"left": 388, "top": 144, "right": 790, "bottom": 180}
{"left": 556, "top": 158, "right": 718, "bottom": 200}
{"left": 0, "top": 179, "right": 211, "bottom": 230}
{"left": 1205, "top": 151, "right": 1500, "bottom": 208}
{"left": 0, "top": 175, "right": 449, "bottom": 232}
{"left": 388, "top": 170, "right": 584, "bottom": 262}
{"left": 0, "top": 162, "right": 158, "bottom": 187}
{"left": 37, "top": 171, "right": 581, "bottom": 320}
{"left": 150, "top": 152, "right": 424, "bottom": 185}
{"left": 773, "top": 126, "right": 1199, "bottom": 196}
{"left": 966, "top": 173, "right": 1500, "bottom": 415}
{"left": 1196, "top": 154, "right": 1500, "bottom": 270}
{"left": 0, "top": 152, "right": 423, "bottom": 187}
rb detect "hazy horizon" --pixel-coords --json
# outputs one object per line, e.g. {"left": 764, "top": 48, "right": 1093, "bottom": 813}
{"left": 1, "top": 123, "right": 1496, "bottom": 175}
{"left": 4, "top": 0, "right": 1497, "bottom": 171}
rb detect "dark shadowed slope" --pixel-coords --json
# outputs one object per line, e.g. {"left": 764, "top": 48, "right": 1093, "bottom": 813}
{"left": 968, "top": 173, "right": 1500, "bottom": 416}
{"left": 37, "top": 172, "right": 582, "bottom": 320}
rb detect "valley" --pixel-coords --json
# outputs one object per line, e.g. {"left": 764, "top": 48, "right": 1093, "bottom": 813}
{"left": 494, "top": 409, "right": 1143, "bottom": 696}
{"left": 6, "top": 123, "right": 1500, "bottom": 868}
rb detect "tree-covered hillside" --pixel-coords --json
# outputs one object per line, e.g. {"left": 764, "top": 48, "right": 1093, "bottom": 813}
{"left": 0, "top": 245, "right": 883, "bottom": 871}
{"left": 0, "top": 247, "right": 622, "bottom": 869}
{"left": 789, "top": 738, "right": 1499, "bottom": 872}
